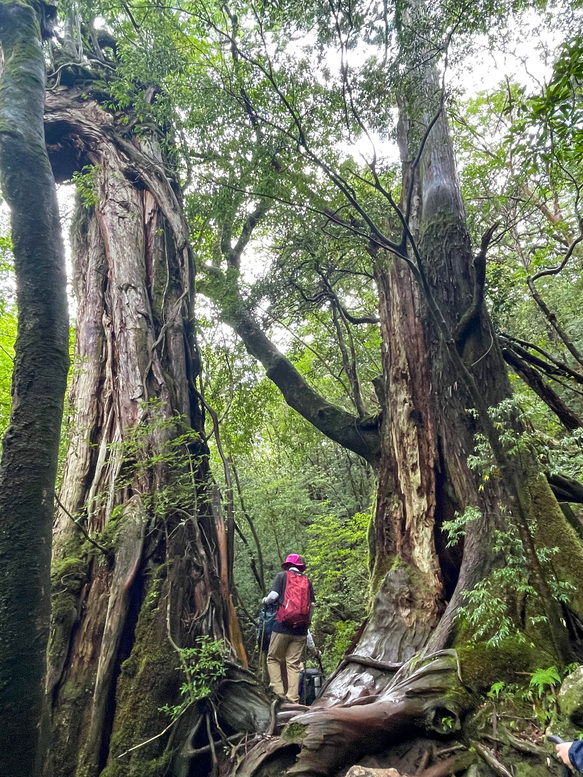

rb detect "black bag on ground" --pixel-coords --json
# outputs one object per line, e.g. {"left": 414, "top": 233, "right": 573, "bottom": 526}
{"left": 299, "top": 667, "right": 325, "bottom": 705}
{"left": 256, "top": 604, "right": 278, "bottom": 652}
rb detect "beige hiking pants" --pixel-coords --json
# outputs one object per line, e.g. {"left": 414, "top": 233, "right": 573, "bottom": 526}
{"left": 267, "top": 631, "right": 306, "bottom": 703}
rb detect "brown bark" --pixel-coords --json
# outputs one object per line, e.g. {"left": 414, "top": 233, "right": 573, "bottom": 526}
{"left": 317, "top": 0, "right": 583, "bottom": 707}
{"left": 44, "top": 88, "right": 244, "bottom": 777}
{"left": 0, "top": 4, "right": 69, "bottom": 775}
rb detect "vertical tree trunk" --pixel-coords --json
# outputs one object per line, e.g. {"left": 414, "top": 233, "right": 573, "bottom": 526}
{"left": 319, "top": 0, "right": 583, "bottom": 703}
{"left": 44, "top": 88, "right": 244, "bottom": 777}
{"left": 0, "top": 4, "right": 69, "bottom": 775}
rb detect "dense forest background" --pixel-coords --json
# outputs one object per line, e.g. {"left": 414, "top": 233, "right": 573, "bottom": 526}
{"left": 2, "top": 0, "right": 583, "bottom": 775}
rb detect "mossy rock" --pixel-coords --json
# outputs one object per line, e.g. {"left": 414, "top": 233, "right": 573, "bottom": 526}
{"left": 559, "top": 666, "right": 583, "bottom": 726}
{"left": 515, "top": 761, "right": 555, "bottom": 777}
{"left": 458, "top": 640, "right": 554, "bottom": 693}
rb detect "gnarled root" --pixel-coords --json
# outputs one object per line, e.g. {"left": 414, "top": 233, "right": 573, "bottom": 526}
{"left": 231, "top": 650, "right": 474, "bottom": 777}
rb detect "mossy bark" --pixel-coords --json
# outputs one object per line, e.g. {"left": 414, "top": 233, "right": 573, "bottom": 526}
{"left": 0, "top": 3, "right": 69, "bottom": 775}
{"left": 44, "top": 89, "right": 244, "bottom": 777}
{"left": 320, "top": 0, "right": 583, "bottom": 707}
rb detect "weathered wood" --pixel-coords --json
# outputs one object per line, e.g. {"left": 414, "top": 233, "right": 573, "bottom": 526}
{"left": 44, "top": 88, "right": 244, "bottom": 777}
{"left": 79, "top": 496, "right": 145, "bottom": 769}
{"left": 233, "top": 651, "right": 471, "bottom": 777}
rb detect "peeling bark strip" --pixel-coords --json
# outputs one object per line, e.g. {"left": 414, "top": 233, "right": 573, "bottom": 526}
{"left": 0, "top": 3, "right": 69, "bottom": 775}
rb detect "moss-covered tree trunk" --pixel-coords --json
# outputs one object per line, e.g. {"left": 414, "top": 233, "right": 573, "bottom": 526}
{"left": 301, "top": 0, "right": 583, "bottom": 713}
{"left": 44, "top": 88, "right": 245, "bottom": 777}
{"left": 225, "top": 8, "right": 583, "bottom": 776}
{"left": 0, "top": 4, "right": 69, "bottom": 775}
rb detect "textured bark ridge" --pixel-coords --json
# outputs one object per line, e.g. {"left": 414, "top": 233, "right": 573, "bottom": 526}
{"left": 44, "top": 87, "right": 245, "bottom": 777}
{"left": 0, "top": 4, "right": 69, "bottom": 775}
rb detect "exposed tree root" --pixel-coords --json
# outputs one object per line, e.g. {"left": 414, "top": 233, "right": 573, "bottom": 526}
{"left": 226, "top": 651, "right": 473, "bottom": 777}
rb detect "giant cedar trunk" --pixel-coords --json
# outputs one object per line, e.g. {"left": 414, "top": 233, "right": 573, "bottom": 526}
{"left": 227, "top": 12, "right": 583, "bottom": 775}
{"left": 0, "top": 5, "right": 69, "bottom": 775}
{"left": 315, "top": 2, "right": 583, "bottom": 707}
{"left": 44, "top": 88, "right": 245, "bottom": 777}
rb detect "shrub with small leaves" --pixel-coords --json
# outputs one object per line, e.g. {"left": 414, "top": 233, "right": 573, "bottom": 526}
{"left": 159, "top": 636, "right": 227, "bottom": 721}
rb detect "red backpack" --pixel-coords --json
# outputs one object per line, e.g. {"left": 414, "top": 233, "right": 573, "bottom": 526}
{"left": 276, "top": 571, "right": 311, "bottom": 628}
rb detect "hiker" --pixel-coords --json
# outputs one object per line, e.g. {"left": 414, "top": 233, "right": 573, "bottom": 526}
{"left": 262, "top": 553, "right": 315, "bottom": 704}
{"left": 556, "top": 741, "right": 583, "bottom": 772}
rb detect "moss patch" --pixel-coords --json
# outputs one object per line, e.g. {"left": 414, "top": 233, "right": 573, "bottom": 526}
{"left": 102, "top": 572, "right": 182, "bottom": 776}
{"left": 282, "top": 721, "right": 307, "bottom": 743}
{"left": 457, "top": 639, "right": 554, "bottom": 693}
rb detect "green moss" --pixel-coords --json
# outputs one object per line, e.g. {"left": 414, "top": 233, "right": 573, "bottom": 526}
{"left": 530, "top": 473, "right": 583, "bottom": 613}
{"left": 95, "top": 506, "right": 126, "bottom": 553}
{"left": 282, "top": 721, "right": 307, "bottom": 742}
{"left": 50, "top": 530, "right": 90, "bottom": 622}
{"left": 369, "top": 552, "right": 394, "bottom": 597}
{"left": 101, "top": 752, "right": 172, "bottom": 777}
{"left": 515, "top": 761, "right": 555, "bottom": 777}
{"left": 457, "top": 639, "right": 554, "bottom": 693}
{"left": 102, "top": 573, "right": 182, "bottom": 776}
{"left": 558, "top": 667, "right": 583, "bottom": 726}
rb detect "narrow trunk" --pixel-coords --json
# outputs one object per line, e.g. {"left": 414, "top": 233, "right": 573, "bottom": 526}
{"left": 44, "top": 88, "right": 244, "bottom": 777}
{"left": 0, "top": 4, "right": 69, "bottom": 775}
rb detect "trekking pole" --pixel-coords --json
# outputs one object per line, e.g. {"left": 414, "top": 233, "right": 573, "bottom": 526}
{"left": 547, "top": 735, "right": 573, "bottom": 777}
{"left": 301, "top": 639, "right": 308, "bottom": 705}
{"left": 314, "top": 647, "right": 324, "bottom": 676}
{"left": 259, "top": 606, "right": 266, "bottom": 655}
{"left": 258, "top": 606, "right": 268, "bottom": 685}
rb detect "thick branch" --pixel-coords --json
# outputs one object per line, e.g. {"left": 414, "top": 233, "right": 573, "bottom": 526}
{"left": 502, "top": 347, "right": 583, "bottom": 430}
{"left": 498, "top": 335, "right": 583, "bottom": 384}
{"left": 234, "top": 305, "right": 380, "bottom": 462}
{"left": 204, "top": 268, "right": 380, "bottom": 462}
{"left": 455, "top": 223, "right": 498, "bottom": 352}
{"left": 547, "top": 473, "right": 583, "bottom": 505}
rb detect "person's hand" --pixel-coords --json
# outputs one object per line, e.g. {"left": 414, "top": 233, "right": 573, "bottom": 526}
{"left": 556, "top": 742, "right": 573, "bottom": 767}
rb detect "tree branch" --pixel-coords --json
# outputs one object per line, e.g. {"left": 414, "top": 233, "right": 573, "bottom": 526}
{"left": 454, "top": 222, "right": 498, "bottom": 352}
{"left": 502, "top": 347, "right": 583, "bottom": 430}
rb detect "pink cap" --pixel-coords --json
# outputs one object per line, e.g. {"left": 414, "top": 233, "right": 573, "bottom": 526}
{"left": 282, "top": 553, "right": 306, "bottom": 571}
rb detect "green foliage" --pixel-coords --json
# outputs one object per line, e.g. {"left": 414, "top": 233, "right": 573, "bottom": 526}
{"left": 442, "top": 505, "right": 482, "bottom": 548}
{"left": 72, "top": 165, "right": 99, "bottom": 208}
{"left": 457, "top": 521, "right": 575, "bottom": 648}
{"left": 104, "top": 399, "right": 204, "bottom": 521}
{"left": 528, "top": 665, "right": 561, "bottom": 699}
{"left": 487, "top": 680, "right": 506, "bottom": 700}
{"left": 159, "top": 636, "right": 227, "bottom": 720}
{"left": 306, "top": 511, "right": 370, "bottom": 671}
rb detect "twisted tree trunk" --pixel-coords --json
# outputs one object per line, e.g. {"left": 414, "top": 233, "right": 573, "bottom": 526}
{"left": 226, "top": 6, "right": 583, "bottom": 775}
